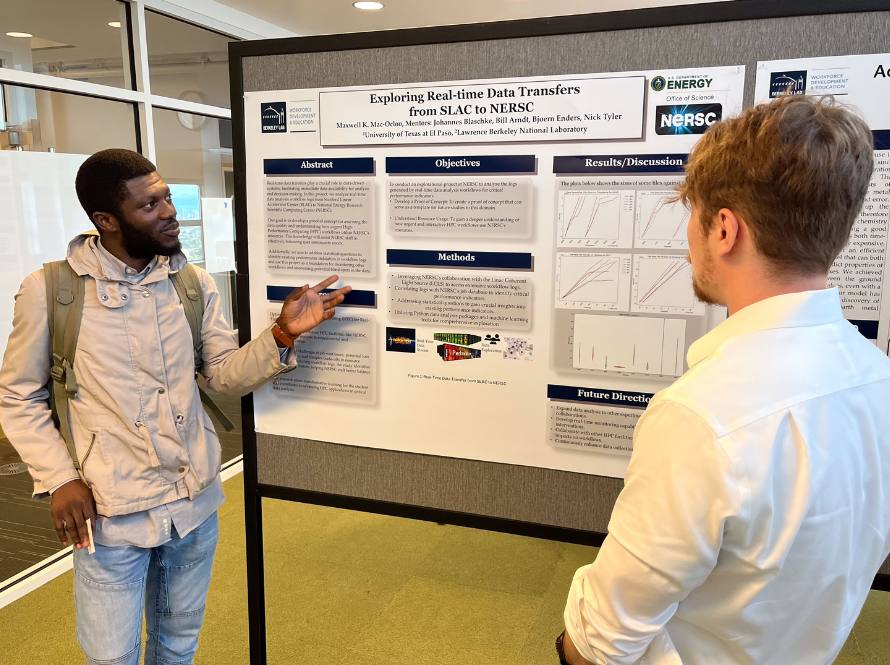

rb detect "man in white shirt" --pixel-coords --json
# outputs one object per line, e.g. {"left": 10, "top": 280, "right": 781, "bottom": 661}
{"left": 559, "top": 95, "right": 890, "bottom": 664}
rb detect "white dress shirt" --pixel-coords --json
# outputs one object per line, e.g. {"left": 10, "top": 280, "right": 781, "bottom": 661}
{"left": 565, "top": 288, "right": 890, "bottom": 665}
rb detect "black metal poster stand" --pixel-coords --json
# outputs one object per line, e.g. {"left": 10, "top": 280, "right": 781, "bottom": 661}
{"left": 229, "top": 3, "right": 890, "bottom": 661}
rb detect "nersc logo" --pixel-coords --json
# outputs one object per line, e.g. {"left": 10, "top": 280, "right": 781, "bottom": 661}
{"left": 261, "top": 102, "right": 286, "bottom": 133}
{"left": 655, "top": 103, "right": 722, "bottom": 135}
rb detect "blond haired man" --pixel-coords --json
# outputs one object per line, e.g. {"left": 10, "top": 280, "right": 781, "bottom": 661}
{"left": 558, "top": 96, "right": 890, "bottom": 664}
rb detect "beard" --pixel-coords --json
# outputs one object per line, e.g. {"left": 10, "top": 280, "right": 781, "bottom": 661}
{"left": 118, "top": 218, "right": 180, "bottom": 259}
{"left": 690, "top": 249, "right": 721, "bottom": 306}
{"left": 692, "top": 274, "right": 719, "bottom": 305}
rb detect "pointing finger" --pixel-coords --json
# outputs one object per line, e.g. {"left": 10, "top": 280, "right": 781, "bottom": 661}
{"left": 322, "top": 293, "right": 347, "bottom": 310}
{"left": 311, "top": 275, "right": 339, "bottom": 293}
{"left": 285, "top": 285, "right": 310, "bottom": 302}
{"left": 320, "top": 285, "right": 351, "bottom": 307}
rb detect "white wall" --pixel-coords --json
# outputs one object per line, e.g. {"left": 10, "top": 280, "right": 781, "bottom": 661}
{"left": 0, "top": 151, "right": 92, "bottom": 359}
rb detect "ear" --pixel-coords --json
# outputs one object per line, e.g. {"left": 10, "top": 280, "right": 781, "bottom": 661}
{"left": 91, "top": 211, "right": 119, "bottom": 234}
{"left": 712, "top": 208, "right": 742, "bottom": 257}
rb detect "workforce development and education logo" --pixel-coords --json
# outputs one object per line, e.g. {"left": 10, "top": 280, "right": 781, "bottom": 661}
{"left": 654, "top": 103, "right": 722, "bottom": 135}
{"left": 261, "top": 102, "right": 287, "bottom": 132}
{"left": 769, "top": 71, "right": 807, "bottom": 98}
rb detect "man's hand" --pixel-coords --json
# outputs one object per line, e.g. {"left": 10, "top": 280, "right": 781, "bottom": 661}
{"left": 50, "top": 478, "right": 96, "bottom": 549}
{"left": 276, "top": 275, "right": 352, "bottom": 339}
{"left": 564, "top": 631, "right": 596, "bottom": 665}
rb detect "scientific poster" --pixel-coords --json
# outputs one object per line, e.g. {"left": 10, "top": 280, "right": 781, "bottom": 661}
{"left": 755, "top": 54, "right": 890, "bottom": 354}
{"left": 244, "top": 66, "right": 745, "bottom": 477}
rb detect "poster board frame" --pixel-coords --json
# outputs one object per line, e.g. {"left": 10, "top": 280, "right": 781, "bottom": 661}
{"left": 229, "top": 3, "right": 890, "bottom": 661}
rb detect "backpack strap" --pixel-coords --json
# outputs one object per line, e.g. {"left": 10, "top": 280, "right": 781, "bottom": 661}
{"left": 170, "top": 264, "right": 204, "bottom": 373}
{"left": 170, "top": 265, "right": 234, "bottom": 432}
{"left": 44, "top": 260, "right": 84, "bottom": 470}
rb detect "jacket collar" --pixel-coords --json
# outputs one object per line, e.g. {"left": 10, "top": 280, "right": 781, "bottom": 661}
{"left": 66, "top": 231, "right": 187, "bottom": 285}
{"left": 687, "top": 289, "right": 845, "bottom": 369}
{"left": 64, "top": 232, "right": 189, "bottom": 309}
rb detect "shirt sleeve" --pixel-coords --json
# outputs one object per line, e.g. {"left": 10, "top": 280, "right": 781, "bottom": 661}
{"left": 563, "top": 399, "right": 742, "bottom": 664}
{"left": 195, "top": 269, "right": 296, "bottom": 396}
{"left": 0, "top": 271, "right": 80, "bottom": 496}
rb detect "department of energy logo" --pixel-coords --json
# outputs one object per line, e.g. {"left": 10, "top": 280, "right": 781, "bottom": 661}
{"left": 769, "top": 71, "right": 807, "bottom": 98}
{"left": 261, "top": 102, "right": 286, "bottom": 132}
{"left": 655, "top": 103, "right": 722, "bottom": 135}
{"left": 649, "top": 75, "right": 713, "bottom": 91}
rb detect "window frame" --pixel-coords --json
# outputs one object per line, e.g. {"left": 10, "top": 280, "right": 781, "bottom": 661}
{"left": 0, "top": 0, "right": 288, "bottom": 159}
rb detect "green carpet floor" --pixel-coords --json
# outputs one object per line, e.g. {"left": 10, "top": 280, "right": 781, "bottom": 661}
{"left": 1, "top": 475, "right": 888, "bottom": 664}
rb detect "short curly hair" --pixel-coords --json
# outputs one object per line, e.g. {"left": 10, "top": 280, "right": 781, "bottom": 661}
{"left": 75, "top": 148, "right": 157, "bottom": 222}
{"left": 677, "top": 95, "right": 873, "bottom": 275}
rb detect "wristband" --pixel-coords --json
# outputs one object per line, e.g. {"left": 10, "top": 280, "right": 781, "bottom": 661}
{"left": 271, "top": 321, "right": 296, "bottom": 348}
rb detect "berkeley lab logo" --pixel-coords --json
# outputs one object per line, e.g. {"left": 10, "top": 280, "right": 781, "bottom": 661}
{"left": 769, "top": 71, "right": 807, "bottom": 98}
{"left": 261, "top": 102, "right": 286, "bottom": 133}
{"left": 655, "top": 103, "right": 722, "bottom": 135}
{"left": 650, "top": 76, "right": 667, "bottom": 92}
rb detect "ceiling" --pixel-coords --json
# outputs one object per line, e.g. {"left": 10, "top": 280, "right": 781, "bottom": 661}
{"left": 0, "top": 0, "right": 233, "bottom": 84}
{"left": 1, "top": 0, "right": 233, "bottom": 61}
{"left": 0, "top": 0, "right": 732, "bottom": 85}
{"left": 213, "top": 0, "right": 734, "bottom": 36}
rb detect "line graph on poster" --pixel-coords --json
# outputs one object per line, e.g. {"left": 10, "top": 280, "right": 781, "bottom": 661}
{"left": 558, "top": 189, "right": 634, "bottom": 248}
{"left": 635, "top": 190, "right": 689, "bottom": 249}
{"left": 632, "top": 254, "right": 705, "bottom": 315}
{"left": 556, "top": 252, "right": 632, "bottom": 311}
{"left": 572, "top": 313, "right": 686, "bottom": 377}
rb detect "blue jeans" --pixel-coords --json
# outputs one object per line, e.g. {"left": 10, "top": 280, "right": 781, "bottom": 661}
{"left": 73, "top": 512, "right": 219, "bottom": 665}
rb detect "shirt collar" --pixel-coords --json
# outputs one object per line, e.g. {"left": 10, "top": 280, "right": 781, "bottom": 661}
{"left": 687, "top": 288, "right": 845, "bottom": 368}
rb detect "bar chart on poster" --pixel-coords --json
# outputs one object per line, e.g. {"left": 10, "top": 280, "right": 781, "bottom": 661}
{"left": 244, "top": 65, "right": 744, "bottom": 477}
{"left": 572, "top": 313, "right": 686, "bottom": 376}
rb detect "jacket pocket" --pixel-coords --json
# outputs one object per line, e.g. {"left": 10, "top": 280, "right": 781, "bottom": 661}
{"left": 79, "top": 433, "right": 98, "bottom": 472}
{"left": 81, "top": 428, "right": 153, "bottom": 508}
{"left": 193, "top": 421, "right": 223, "bottom": 489}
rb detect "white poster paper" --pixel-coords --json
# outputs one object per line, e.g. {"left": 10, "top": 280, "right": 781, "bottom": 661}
{"left": 245, "top": 66, "right": 745, "bottom": 478}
